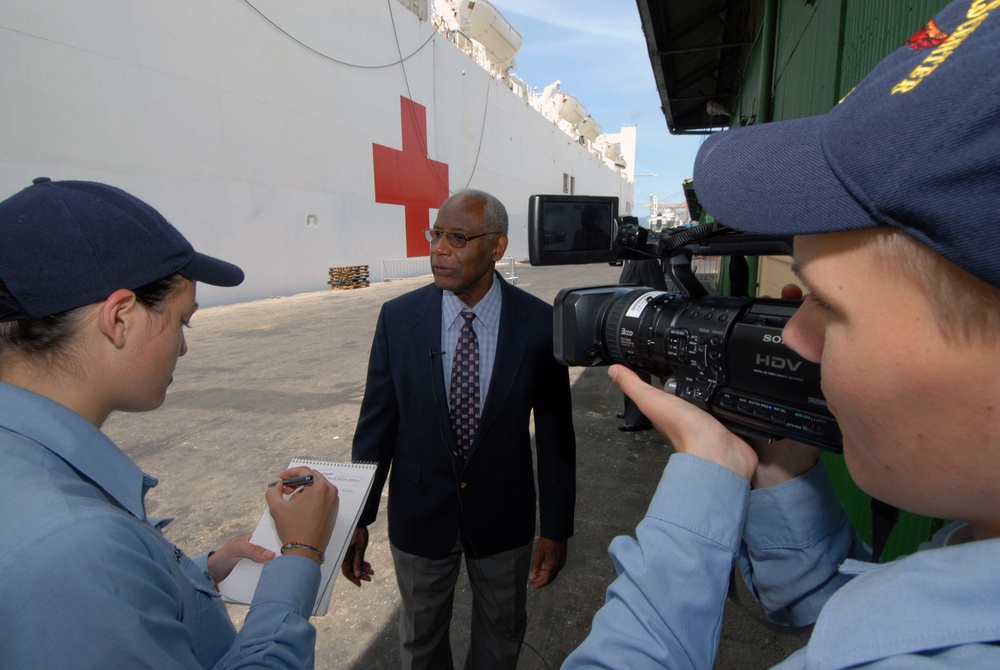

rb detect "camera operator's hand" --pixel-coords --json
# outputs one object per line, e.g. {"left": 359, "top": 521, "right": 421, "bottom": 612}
{"left": 751, "top": 284, "right": 822, "bottom": 489}
{"left": 751, "top": 439, "right": 822, "bottom": 489}
{"left": 609, "top": 365, "right": 758, "bottom": 481}
{"left": 747, "top": 280, "right": 822, "bottom": 488}
{"left": 777, "top": 283, "right": 803, "bottom": 301}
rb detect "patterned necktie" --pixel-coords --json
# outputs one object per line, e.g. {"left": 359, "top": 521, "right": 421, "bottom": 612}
{"left": 449, "top": 311, "right": 480, "bottom": 458}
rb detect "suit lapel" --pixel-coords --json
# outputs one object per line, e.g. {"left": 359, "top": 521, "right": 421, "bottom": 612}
{"left": 411, "top": 286, "right": 453, "bottom": 440}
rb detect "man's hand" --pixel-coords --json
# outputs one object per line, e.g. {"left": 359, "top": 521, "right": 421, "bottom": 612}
{"left": 609, "top": 365, "right": 758, "bottom": 481}
{"left": 529, "top": 537, "right": 567, "bottom": 589}
{"left": 208, "top": 536, "right": 276, "bottom": 586}
{"left": 341, "top": 527, "right": 374, "bottom": 587}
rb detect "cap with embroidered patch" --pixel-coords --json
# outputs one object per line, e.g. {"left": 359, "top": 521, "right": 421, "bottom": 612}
{"left": 693, "top": 0, "right": 1000, "bottom": 287}
{"left": 0, "top": 178, "right": 244, "bottom": 321}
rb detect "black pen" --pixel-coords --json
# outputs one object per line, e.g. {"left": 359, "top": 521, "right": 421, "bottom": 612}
{"left": 267, "top": 474, "right": 315, "bottom": 488}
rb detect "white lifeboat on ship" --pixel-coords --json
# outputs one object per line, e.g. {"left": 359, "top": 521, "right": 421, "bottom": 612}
{"left": 437, "top": 0, "right": 522, "bottom": 70}
{"left": 578, "top": 115, "right": 602, "bottom": 142}
{"left": 539, "top": 86, "right": 601, "bottom": 143}
{"left": 595, "top": 135, "right": 622, "bottom": 163}
{"left": 551, "top": 92, "right": 586, "bottom": 126}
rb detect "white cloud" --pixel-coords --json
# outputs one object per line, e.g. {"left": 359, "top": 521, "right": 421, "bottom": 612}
{"left": 489, "top": 0, "right": 643, "bottom": 42}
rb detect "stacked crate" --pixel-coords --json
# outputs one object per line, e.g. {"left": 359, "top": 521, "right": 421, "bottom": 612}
{"left": 328, "top": 265, "right": 370, "bottom": 290}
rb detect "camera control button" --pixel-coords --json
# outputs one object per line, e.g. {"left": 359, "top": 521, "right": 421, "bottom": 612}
{"left": 803, "top": 422, "right": 821, "bottom": 434}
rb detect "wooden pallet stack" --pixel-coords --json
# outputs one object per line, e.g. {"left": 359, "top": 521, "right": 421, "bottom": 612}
{"left": 328, "top": 265, "right": 370, "bottom": 290}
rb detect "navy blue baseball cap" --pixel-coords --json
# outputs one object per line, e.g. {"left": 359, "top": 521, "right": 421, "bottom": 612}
{"left": 0, "top": 178, "right": 244, "bottom": 321}
{"left": 693, "top": 0, "right": 1000, "bottom": 287}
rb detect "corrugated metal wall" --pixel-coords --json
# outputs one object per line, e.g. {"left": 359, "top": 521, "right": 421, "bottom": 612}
{"left": 770, "top": 0, "right": 845, "bottom": 119}
{"left": 733, "top": 0, "right": 951, "bottom": 561}
{"left": 734, "top": 0, "right": 949, "bottom": 125}
{"left": 838, "top": 0, "right": 950, "bottom": 93}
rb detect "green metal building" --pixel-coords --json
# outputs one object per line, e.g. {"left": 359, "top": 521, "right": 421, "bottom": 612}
{"left": 636, "top": 0, "right": 951, "bottom": 560}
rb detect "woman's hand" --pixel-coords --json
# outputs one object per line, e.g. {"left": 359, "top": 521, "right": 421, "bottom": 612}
{"left": 207, "top": 536, "right": 276, "bottom": 586}
{"left": 265, "top": 467, "right": 339, "bottom": 564}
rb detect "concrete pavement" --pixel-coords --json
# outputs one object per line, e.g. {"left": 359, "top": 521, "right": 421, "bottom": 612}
{"left": 105, "top": 261, "right": 803, "bottom": 669}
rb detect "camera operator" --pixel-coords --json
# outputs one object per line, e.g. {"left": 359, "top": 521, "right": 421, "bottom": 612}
{"left": 565, "top": 1, "right": 1000, "bottom": 667}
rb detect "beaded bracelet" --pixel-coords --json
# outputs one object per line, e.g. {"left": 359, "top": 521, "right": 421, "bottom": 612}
{"left": 280, "top": 542, "right": 325, "bottom": 564}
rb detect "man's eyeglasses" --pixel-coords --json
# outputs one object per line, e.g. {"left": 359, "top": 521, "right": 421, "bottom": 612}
{"left": 423, "top": 228, "right": 501, "bottom": 248}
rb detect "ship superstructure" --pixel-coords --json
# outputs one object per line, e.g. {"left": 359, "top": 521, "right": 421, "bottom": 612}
{"left": 0, "top": 0, "right": 634, "bottom": 306}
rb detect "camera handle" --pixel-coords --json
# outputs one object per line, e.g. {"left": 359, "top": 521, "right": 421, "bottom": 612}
{"left": 665, "top": 249, "right": 708, "bottom": 298}
{"left": 656, "top": 222, "right": 716, "bottom": 299}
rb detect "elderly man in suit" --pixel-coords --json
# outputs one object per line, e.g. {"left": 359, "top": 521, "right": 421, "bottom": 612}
{"left": 342, "top": 189, "right": 577, "bottom": 669}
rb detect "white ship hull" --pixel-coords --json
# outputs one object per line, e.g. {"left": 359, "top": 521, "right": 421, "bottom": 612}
{"left": 0, "top": 0, "right": 634, "bottom": 307}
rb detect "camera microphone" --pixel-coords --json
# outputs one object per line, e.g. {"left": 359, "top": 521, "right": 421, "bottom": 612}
{"left": 429, "top": 350, "right": 445, "bottom": 358}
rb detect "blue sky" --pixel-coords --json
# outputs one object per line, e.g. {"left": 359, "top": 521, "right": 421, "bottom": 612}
{"left": 490, "top": 0, "right": 708, "bottom": 213}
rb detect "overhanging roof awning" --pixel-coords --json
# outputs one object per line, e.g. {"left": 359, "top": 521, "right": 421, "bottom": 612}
{"left": 636, "top": 0, "right": 763, "bottom": 134}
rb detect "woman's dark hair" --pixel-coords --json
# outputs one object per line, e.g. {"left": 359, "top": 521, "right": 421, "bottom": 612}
{"left": 0, "top": 274, "right": 183, "bottom": 356}
{"left": 132, "top": 273, "right": 185, "bottom": 311}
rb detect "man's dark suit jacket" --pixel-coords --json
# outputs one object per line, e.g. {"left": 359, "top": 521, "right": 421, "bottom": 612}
{"left": 353, "top": 275, "right": 576, "bottom": 559}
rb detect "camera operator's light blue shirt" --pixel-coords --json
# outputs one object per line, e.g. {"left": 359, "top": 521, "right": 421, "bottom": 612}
{"left": 565, "top": 453, "right": 1000, "bottom": 669}
{"left": 0, "top": 382, "right": 321, "bottom": 668}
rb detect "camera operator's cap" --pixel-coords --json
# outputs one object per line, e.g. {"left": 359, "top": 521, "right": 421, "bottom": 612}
{"left": 0, "top": 177, "right": 245, "bottom": 321}
{"left": 692, "top": 0, "right": 1000, "bottom": 288}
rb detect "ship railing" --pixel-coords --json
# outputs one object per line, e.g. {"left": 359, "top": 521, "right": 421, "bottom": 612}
{"left": 382, "top": 256, "right": 518, "bottom": 286}
{"left": 692, "top": 256, "right": 722, "bottom": 293}
{"left": 381, "top": 257, "right": 432, "bottom": 282}
{"left": 497, "top": 256, "right": 518, "bottom": 285}
{"left": 433, "top": 14, "right": 512, "bottom": 84}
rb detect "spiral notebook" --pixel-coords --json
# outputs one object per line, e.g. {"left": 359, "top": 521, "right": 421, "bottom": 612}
{"left": 218, "top": 458, "right": 377, "bottom": 616}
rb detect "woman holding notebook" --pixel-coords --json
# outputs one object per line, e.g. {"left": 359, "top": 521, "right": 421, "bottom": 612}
{"left": 0, "top": 178, "right": 338, "bottom": 667}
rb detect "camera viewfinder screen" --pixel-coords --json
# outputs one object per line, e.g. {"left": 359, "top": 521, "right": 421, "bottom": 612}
{"left": 540, "top": 200, "right": 614, "bottom": 253}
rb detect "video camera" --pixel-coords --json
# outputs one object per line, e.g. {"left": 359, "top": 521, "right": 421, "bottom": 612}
{"left": 528, "top": 193, "right": 841, "bottom": 452}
